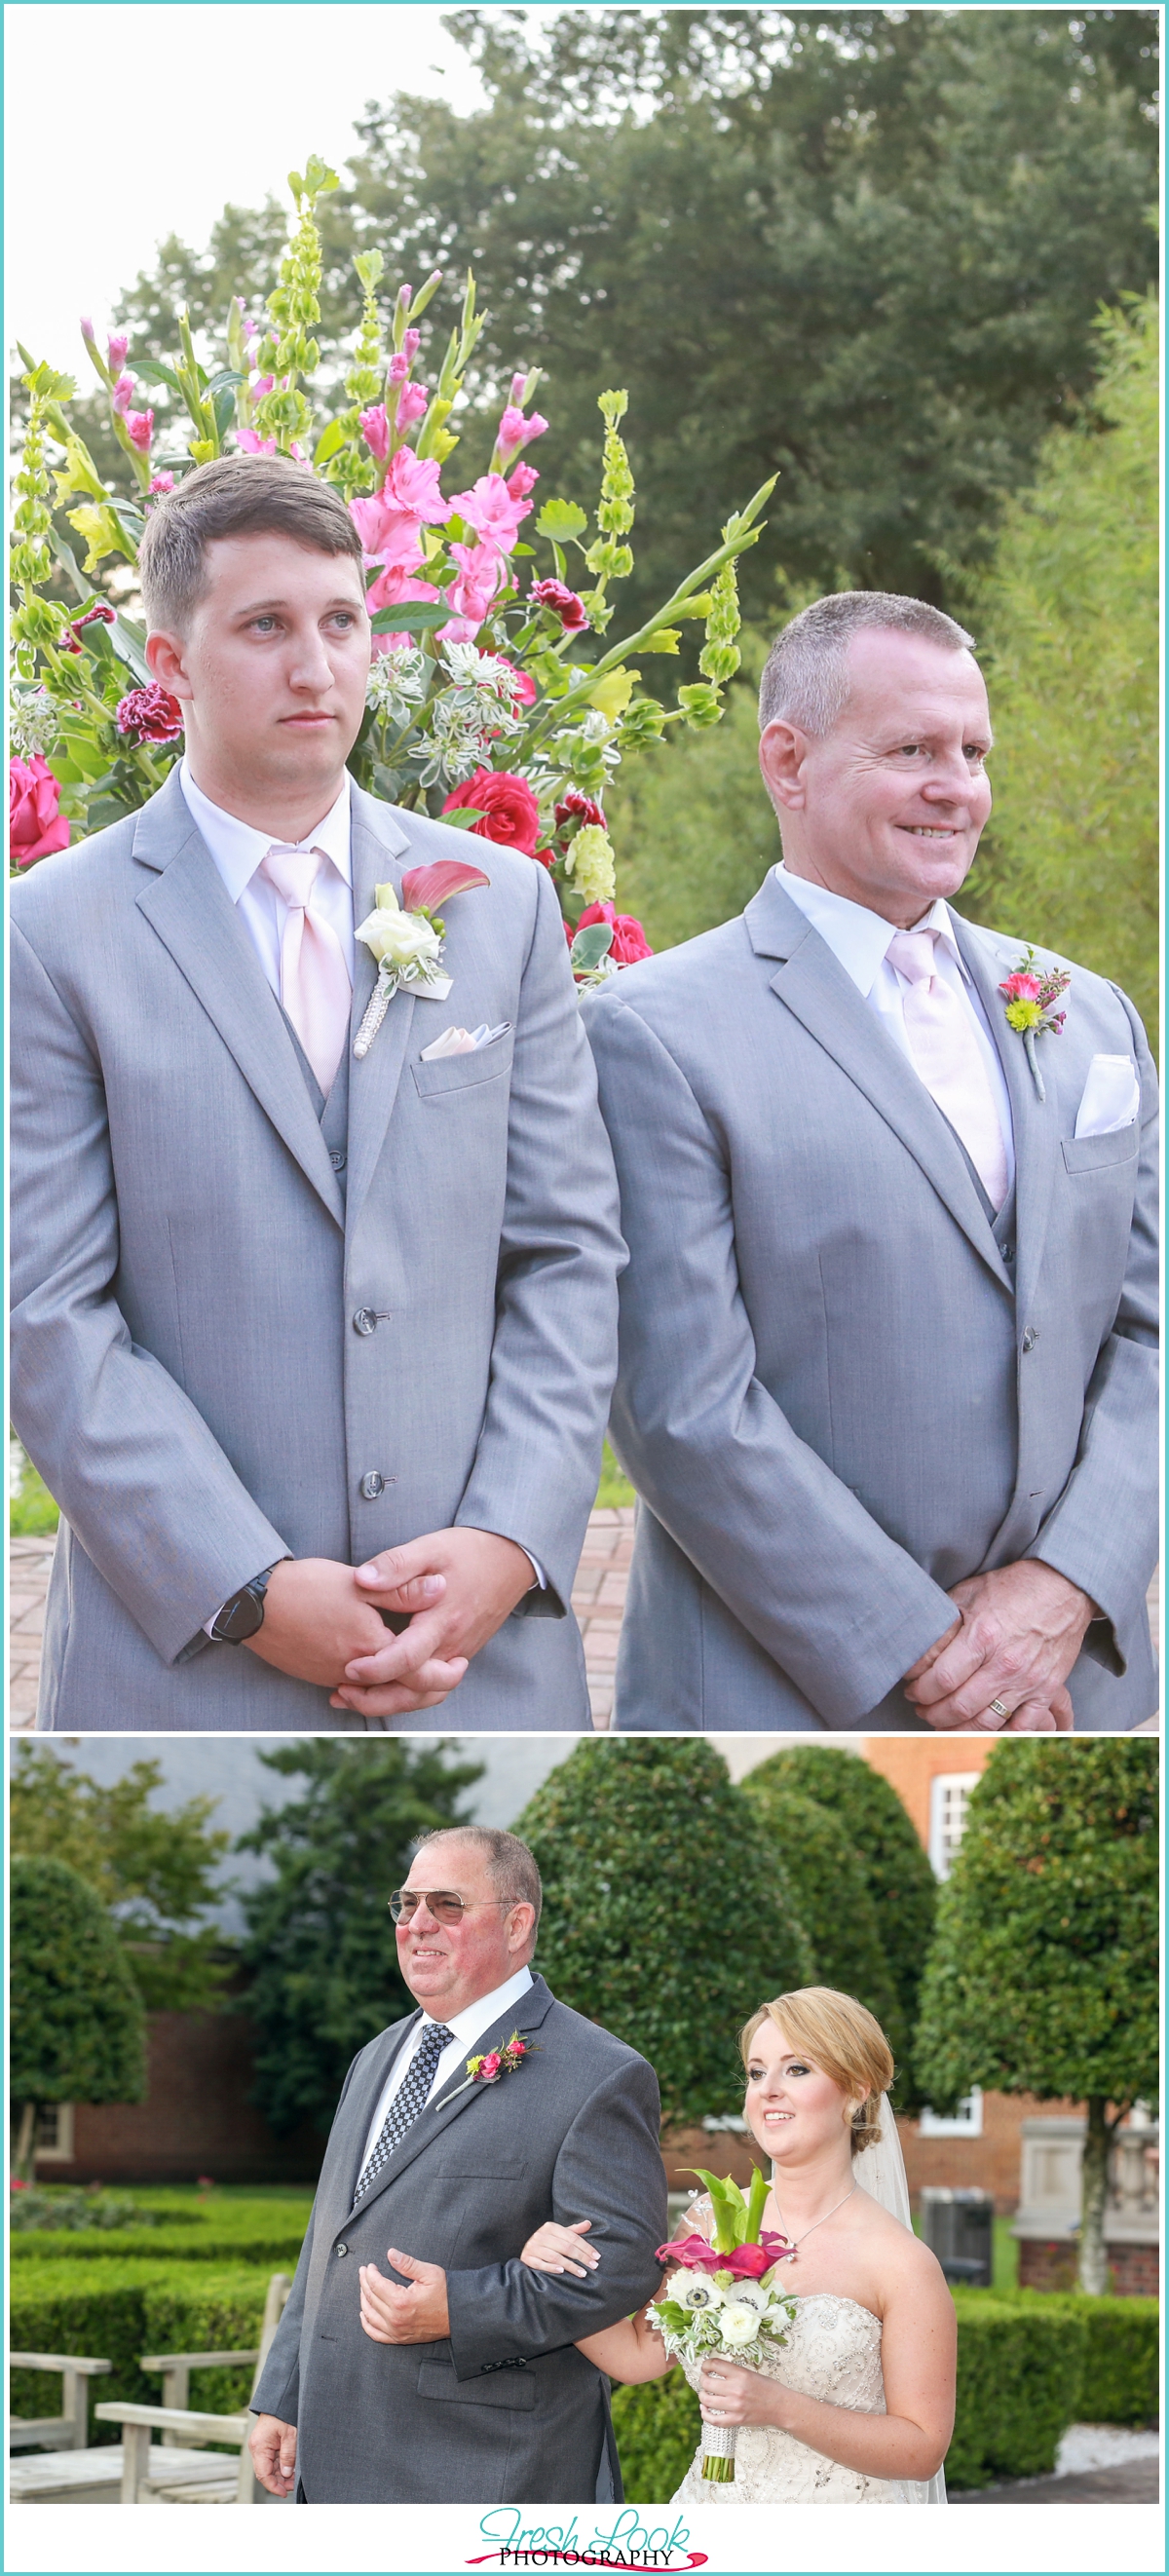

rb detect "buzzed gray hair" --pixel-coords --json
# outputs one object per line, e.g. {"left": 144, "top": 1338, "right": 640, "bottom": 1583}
{"left": 414, "top": 1825, "right": 543, "bottom": 1932}
{"left": 759, "top": 590, "right": 976, "bottom": 738}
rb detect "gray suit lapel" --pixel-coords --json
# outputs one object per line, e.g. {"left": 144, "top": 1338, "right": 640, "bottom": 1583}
{"left": 345, "top": 790, "right": 417, "bottom": 1235}
{"left": 747, "top": 878, "right": 1010, "bottom": 1291}
{"left": 951, "top": 914, "right": 1060, "bottom": 1319}
{"left": 132, "top": 773, "right": 344, "bottom": 1229}
{"left": 345, "top": 1979, "right": 555, "bottom": 2223}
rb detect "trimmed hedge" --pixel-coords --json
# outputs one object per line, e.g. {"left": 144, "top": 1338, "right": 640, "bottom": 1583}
{"left": 10, "top": 2262, "right": 272, "bottom": 2448}
{"left": 11, "top": 2192, "right": 313, "bottom": 2267}
{"left": 610, "top": 2291, "right": 1159, "bottom": 2501}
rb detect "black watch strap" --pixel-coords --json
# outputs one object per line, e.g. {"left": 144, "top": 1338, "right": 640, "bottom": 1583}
{"left": 209, "top": 1562, "right": 282, "bottom": 1646}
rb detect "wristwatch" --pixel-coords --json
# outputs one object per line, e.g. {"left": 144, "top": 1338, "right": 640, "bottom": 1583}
{"left": 209, "top": 1563, "right": 283, "bottom": 1646}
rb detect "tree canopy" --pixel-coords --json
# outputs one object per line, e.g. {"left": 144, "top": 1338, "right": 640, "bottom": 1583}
{"left": 236, "top": 1739, "right": 483, "bottom": 2137}
{"left": 514, "top": 1738, "right": 813, "bottom": 2126}
{"left": 10, "top": 1747, "right": 232, "bottom": 2013}
{"left": 103, "top": 8, "right": 1157, "bottom": 632}
{"left": 913, "top": 1740, "right": 1158, "bottom": 2291}
{"left": 11, "top": 1853, "right": 147, "bottom": 2174}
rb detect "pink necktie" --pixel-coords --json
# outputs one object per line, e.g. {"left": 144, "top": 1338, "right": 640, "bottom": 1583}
{"left": 260, "top": 844, "right": 352, "bottom": 1096}
{"left": 886, "top": 928, "right": 1009, "bottom": 1213}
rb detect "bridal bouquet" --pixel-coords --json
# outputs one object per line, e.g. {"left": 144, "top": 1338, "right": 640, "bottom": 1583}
{"left": 648, "top": 2165, "right": 797, "bottom": 2483}
{"left": 10, "top": 154, "right": 775, "bottom": 994}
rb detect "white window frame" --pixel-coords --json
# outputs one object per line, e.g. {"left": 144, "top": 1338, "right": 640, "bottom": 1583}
{"left": 34, "top": 2102, "right": 75, "bottom": 2161}
{"left": 919, "top": 2087, "right": 984, "bottom": 2140}
{"left": 928, "top": 1771, "right": 977, "bottom": 1879}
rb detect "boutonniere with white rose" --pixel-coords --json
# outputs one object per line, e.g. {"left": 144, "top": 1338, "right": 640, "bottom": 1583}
{"left": 998, "top": 945, "right": 1071, "bottom": 1101}
{"left": 353, "top": 859, "right": 490, "bottom": 1059}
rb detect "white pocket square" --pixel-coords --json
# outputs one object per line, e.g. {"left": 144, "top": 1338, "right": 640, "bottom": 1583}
{"left": 1075, "top": 1052, "right": 1140, "bottom": 1140}
{"left": 420, "top": 1021, "right": 510, "bottom": 1062}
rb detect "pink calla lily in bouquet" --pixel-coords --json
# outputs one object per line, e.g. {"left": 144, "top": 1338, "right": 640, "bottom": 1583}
{"left": 648, "top": 2166, "right": 797, "bottom": 2483}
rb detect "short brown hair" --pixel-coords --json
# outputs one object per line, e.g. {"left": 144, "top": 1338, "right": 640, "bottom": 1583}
{"left": 759, "top": 589, "right": 976, "bottom": 738}
{"left": 413, "top": 1826, "right": 543, "bottom": 1935}
{"left": 739, "top": 1987, "right": 895, "bottom": 2155}
{"left": 137, "top": 453, "right": 363, "bottom": 631}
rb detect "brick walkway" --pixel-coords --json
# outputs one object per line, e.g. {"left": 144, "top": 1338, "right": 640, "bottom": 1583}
{"left": 9, "top": 1514, "right": 637, "bottom": 1732}
{"left": 11, "top": 1519, "right": 1156, "bottom": 1736}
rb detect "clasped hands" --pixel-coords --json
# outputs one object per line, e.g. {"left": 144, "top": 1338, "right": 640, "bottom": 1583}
{"left": 243, "top": 1528, "right": 536, "bottom": 1716}
{"left": 902, "top": 1558, "right": 1095, "bottom": 1733}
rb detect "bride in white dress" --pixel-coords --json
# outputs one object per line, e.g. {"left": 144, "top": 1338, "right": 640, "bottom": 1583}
{"left": 520, "top": 1986, "right": 955, "bottom": 2505}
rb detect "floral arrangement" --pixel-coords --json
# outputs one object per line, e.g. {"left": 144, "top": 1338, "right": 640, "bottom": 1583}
{"left": 453, "top": 2030, "right": 538, "bottom": 2094}
{"left": 998, "top": 946, "right": 1070, "bottom": 1099}
{"left": 648, "top": 2165, "right": 797, "bottom": 2482}
{"left": 9, "top": 155, "right": 774, "bottom": 991}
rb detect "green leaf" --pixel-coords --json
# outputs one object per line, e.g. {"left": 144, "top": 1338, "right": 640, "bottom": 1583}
{"left": 314, "top": 419, "right": 348, "bottom": 465}
{"left": 569, "top": 923, "right": 615, "bottom": 970}
{"left": 368, "top": 602, "right": 451, "bottom": 634}
{"left": 211, "top": 387, "right": 236, "bottom": 443}
{"left": 536, "top": 499, "right": 589, "bottom": 541}
{"left": 203, "top": 369, "right": 246, "bottom": 401}
{"left": 440, "top": 807, "right": 486, "bottom": 830}
{"left": 133, "top": 360, "right": 185, "bottom": 398}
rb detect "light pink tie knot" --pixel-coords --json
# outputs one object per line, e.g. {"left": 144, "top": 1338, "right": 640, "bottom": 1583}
{"left": 886, "top": 928, "right": 939, "bottom": 988}
{"left": 260, "top": 842, "right": 352, "bottom": 1095}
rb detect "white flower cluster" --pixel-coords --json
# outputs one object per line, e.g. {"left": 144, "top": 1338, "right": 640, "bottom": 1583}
{"left": 650, "top": 2265, "right": 794, "bottom": 2368}
{"left": 10, "top": 690, "right": 62, "bottom": 760}
{"left": 417, "top": 643, "right": 527, "bottom": 791}
{"left": 365, "top": 645, "right": 430, "bottom": 725}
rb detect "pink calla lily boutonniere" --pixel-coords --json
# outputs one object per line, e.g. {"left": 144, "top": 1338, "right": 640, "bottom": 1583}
{"left": 354, "top": 859, "right": 491, "bottom": 1058}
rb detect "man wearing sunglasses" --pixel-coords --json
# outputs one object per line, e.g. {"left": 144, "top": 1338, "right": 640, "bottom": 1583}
{"left": 248, "top": 1825, "right": 666, "bottom": 2504}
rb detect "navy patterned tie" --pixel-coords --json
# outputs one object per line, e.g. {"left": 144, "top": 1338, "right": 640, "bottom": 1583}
{"left": 355, "top": 2022, "right": 456, "bottom": 2199}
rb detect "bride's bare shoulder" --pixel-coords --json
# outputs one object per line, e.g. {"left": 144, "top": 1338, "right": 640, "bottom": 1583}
{"left": 855, "top": 2188, "right": 950, "bottom": 2291}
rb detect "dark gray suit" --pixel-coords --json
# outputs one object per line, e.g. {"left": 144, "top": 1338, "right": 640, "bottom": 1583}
{"left": 584, "top": 874, "right": 1158, "bottom": 1730}
{"left": 250, "top": 1976, "right": 667, "bottom": 2503}
{"left": 10, "top": 770, "right": 625, "bottom": 1728}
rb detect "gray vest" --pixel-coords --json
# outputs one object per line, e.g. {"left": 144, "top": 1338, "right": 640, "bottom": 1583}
{"left": 280, "top": 1005, "right": 350, "bottom": 1201}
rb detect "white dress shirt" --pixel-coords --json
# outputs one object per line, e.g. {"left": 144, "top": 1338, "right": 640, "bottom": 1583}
{"left": 179, "top": 758, "right": 357, "bottom": 989}
{"left": 358, "top": 1962, "right": 535, "bottom": 2173}
{"left": 775, "top": 863, "right": 1015, "bottom": 1193}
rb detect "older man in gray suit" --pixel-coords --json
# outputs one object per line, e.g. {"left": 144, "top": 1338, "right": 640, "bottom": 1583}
{"left": 248, "top": 1827, "right": 666, "bottom": 2504}
{"left": 11, "top": 456, "right": 623, "bottom": 1729}
{"left": 584, "top": 592, "right": 1157, "bottom": 1733}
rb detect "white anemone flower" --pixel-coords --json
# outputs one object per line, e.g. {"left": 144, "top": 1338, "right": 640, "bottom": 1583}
{"left": 724, "top": 2276, "right": 771, "bottom": 2314}
{"left": 670, "top": 2269, "right": 725, "bottom": 2314}
{"left": 717, "top": 2299, "right": 763, "bottom": 2348}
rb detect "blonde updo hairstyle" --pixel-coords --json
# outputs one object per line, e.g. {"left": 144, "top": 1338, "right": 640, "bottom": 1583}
{"left": 739, "top": 1988, "right": 895, "bottom": 2156}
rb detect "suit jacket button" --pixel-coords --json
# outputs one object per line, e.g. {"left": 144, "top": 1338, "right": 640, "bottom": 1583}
{"left": 336, "top": 2242, "right": 348, "bottom": 2257}
{"left": 330, "top": 1149, "right": 347, "bottom": 1171}
{"left": 353, "top": 1308, "right": 378, "bottom": 1336}
{"left": 360, "top": 1471, "right": 385, "bottom": 1498}
{"left": 1022, "top": 1326, "right": 1038, "bottom": 1352}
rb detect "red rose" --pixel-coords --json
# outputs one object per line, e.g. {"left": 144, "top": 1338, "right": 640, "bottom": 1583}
{"left": 115, "top": 684, "right": 185, "bottom": 744}
{"left": 529, "top": 578, "right": 589, "bottom": 632}
{"left": 442, "top": 768, "right": 542, "bottom": 855}
{"left": 574, "top": 899, "right": 653, "bottom": 966}
{"left": 554, "top": 791, "right": 606, "bottom": 832}
{"left": 9, "top": 755, "right": 70, "bottom": 867}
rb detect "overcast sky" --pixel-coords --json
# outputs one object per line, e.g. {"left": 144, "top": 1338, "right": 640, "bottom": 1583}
{"left": 6, "top": 4, "right": 569, "bottom": 374}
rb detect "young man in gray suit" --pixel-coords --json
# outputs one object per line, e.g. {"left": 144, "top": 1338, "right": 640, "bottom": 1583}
{"left": 248, "top": 1828, "right": 666, "bottom": 2504}
{"left": 11, "top": 457, "right": 624, "bottom": 1729}
{"left": 584, "top": 592, "right": 1158, "bottom": 1733}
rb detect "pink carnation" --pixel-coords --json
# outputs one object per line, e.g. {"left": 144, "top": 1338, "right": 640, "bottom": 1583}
{"left": 530, "top": 578, "right": 589, "bottom": 633}
{"left": 1000, "top": 971, "right": 1042, "bottom": 1001}
{"left": 555, "top": 790, "right": 606, "bottom": 831}
{"left": 115, "top": 684, "right": 185, "bottom": 744}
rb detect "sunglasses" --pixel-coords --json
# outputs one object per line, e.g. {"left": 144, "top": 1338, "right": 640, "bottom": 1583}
{"left": 388, "top": 1888, "right": 514, "bottom": 1925}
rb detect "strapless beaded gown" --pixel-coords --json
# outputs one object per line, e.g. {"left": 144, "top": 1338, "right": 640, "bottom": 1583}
{"left": 670, "top": 2292, "right": 915, "bottom": 2505}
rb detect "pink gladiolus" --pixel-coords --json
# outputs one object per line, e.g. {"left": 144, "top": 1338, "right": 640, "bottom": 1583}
{"left": 530, "top": 578, "right": 589, "bottom": 632}
{"left": 364, "top": 564, "right": 439, "bottom": 618}
{"left": 510, "top": 374, "right": 527, "bottom": 404}
{"left": 111, "top": 373, "right": 134, "bottom": 415}
{"left": 107, "top": 332, "right": 130, "bottom": 371}
{"left": 497, "top": 404, "right": 548, "bottom": 463}
{"left": 395, "top": 381, "right": 429, "bottom": 432}
{"left": 127, "top": 410, "right": 154, "bottom": 451}
{"left": 148, "top": 472, "right": 174, "bottom": 494}
{"left": 449, "top": 473, "right": 532, "bottom": 555}
{"left": 445, "top": 539, "right": 506, "bottom": 630}
{"left": 384, "top": 444, "right": 451, "bottom": 521}
{"left": 80, "top": 316, "right": 94, "bottom": 342}
{"left": 507, "top": 462, "right": 540, "bottom": 502}
{"left": 239, "top": 428, "right": 278, "bottom": 456}
{"left": 252, "top": 374, "right": 275, "bottom": 398}
{"left": 10, "top": 754, "right": 71, "bottom": 866}
{"left": 359, "top": 403, "right": 391, "bottom": 461}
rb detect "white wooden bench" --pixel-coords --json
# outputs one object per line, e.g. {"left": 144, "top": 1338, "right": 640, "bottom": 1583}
{"left": 10, "top": 2352, "right": 111, "bottom": 2453}
{"left": 92, "top": 2403, "right": 253, "bottom": 2504}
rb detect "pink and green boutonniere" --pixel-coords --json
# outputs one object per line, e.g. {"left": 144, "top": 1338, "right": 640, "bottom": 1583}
{"left": 446, "top": 2031, "right": 539, "bottom": 2102}
{"left": 999, "top": 945, "right": 1071, "bottom": 1101}
{"left": 353, "top": 858, "right": 490, "bottom": 1059}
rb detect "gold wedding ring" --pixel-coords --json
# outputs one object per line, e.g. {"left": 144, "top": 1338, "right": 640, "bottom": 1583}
{"left": 987, "top": 1697, "right": 1011, "bottom": 1720}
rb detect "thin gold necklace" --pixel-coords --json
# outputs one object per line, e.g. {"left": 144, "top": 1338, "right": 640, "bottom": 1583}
{"left": 772, "top": 2181, "right": 856, "bottom": 2260}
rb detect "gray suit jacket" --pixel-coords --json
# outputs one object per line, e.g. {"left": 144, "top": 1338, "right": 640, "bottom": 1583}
{"left": 584, "top": 873, "right": 1158, "bottom": 1731}
{"left": 249, "top": 1975, "right": 666, "bottom": 2504}
{"left": 11, "top": 769, "right": 624, "bottom": 1728}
